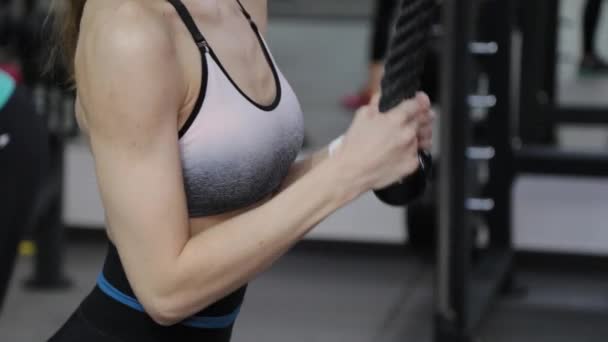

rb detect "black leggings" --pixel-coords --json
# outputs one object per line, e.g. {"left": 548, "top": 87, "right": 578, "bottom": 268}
{"left": 49, "top": 287, "right": 237, "bottom": 342}
{"left": 584, "top": 0, "right": 604, "bottom": 55}
{"left": 371, "top": 0, "right": 399, "bottom": 62}
{"left": 0, "top": 85, "right": 49, "bottom": 312}
{"left": 49, "top": 244, "right": 242, "bottom": 341}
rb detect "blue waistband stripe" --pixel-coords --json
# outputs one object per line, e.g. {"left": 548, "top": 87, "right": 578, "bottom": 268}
{"left": 96, "top": 273, "right": 146, "bottom": 312}
{"left": 182, "top": 306, "right": 241, "bottom": 329}
{"left": 96, "top": 273, "right": 240, "bottom": 329}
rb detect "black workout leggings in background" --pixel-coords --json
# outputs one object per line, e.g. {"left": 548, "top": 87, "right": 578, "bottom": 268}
{"left": 371, "top": 0, "right": 399, "bottom": 62}
{"left": 0, "top": 86, "right": 49, "bottom": 313}
{"left": 584, "top": 0, "right": 604, "bottom": 55}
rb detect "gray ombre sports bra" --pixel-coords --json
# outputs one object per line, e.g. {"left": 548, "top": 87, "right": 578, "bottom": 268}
{"left": 171, "top": 0, "right": 305, "bottom": 217}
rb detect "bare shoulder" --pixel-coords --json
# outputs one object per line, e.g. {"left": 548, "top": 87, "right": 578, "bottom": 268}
{"left": 78, "top": 0, "right": 176, "bottom": 68}
{"left": 76, "top": 0, "right": 184, "bottom": 141}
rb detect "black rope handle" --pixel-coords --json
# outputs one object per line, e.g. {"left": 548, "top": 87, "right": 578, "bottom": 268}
{"left": 375, "top": 0, "right": 437, "bottom": 206}
{"left": 380, "top": 0, "right": 436, "bottom": 111}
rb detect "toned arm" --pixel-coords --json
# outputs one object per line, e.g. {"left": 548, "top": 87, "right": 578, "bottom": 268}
{"left": 77, "top": 2, "right": 358, "bottom": 327}
{"left": 278, "top": 148, "right": 330, "bottom": 192}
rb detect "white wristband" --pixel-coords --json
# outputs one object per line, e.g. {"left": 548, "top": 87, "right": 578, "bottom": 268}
{"left": 328, "top": 135, "right": 345, "bottom": 157}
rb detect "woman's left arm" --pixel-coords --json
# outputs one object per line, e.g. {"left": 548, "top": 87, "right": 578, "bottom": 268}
{"left": 278, "top": 148, "right": 329, "bottom": 192}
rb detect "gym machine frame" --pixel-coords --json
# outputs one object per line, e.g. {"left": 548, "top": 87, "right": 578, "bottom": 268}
{"left": 518, "top": 0, "right": 608, "bottom": 128}
{"left": 517, "top": 0, "right": 608, "bottom": 135}
{"left": 516, "top": 0, "right": 608, "bottom": 176}
{"left": 549, "top": 0, "right": 608, "bottom": 125}
{"left": 435, "top": 1, "right": 515, "bottom": 341}
{"left": 435, "top": 1, "right": 608, "bottom": 341}
{"left": 517, "top": 0, "right": 558, "bottom": 144}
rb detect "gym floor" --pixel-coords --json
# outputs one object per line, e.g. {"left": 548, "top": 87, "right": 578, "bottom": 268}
{"left": 2, "top": 1, "right": 608, "bottom": 341}
{"left": 1, "top": 238, "right": 608, "bottom": 341}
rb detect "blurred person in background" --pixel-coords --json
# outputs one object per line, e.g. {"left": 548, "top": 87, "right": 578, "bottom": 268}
{"left": 341, "top": 0, "right": 440, "bottom": 110}
{"left": 0, "top": 0, "right": 23, "bottom": 83}
{"left": 341, "top": 0, "right": 398, "bottom": 110}
{"left": 0, "top": 66, "right": 49, "bottom": 313}
{"left": 46, "top": 0, "right": 434, "bottom": 341}
{"left": 581, "top": 0, "right": 608, "bottom": 73}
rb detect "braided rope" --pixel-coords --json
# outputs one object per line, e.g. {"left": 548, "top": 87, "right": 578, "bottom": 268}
{"left": 379, "top": 0, "right": 437, "bottom": 113}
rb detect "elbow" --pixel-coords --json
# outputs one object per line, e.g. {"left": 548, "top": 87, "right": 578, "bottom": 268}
{"left": 132, "top": 261, "right": 220, "bottom": 326}
{"left": 142, "top": 291, "right": 215, "bottom": 327}
{"left": 144, "top": 295, "right": 185, "bottom": 327}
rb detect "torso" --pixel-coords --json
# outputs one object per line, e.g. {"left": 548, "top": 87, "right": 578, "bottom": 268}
{"left": 75, "top": 0, "right": 290, "bottom": 239}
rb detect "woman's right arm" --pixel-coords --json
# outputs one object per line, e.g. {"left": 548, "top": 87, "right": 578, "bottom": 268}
{"left": 79, "top": 2, "right": 424, "bottom": 327}
{"left": 79, "top": 4, "right": 357, "bottom": 326}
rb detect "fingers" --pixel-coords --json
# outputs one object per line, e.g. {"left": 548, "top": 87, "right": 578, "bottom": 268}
{"left": 400, "top": 139, "right": 421, "bottom": 177}
{"left": 418, "top": 126, "right": 433, "bottom": 150}
{"left": 415, "top": 97, "right": 435, "bottom": 151}
{"left": 417, "top": 110, "right": 433, "bottom": 127}
{"left": 388, "top": 98, "right": 422, "bottom": 126}
{"left": 415, "top": 92, "right": 431, "bottom": 111}
{"left": 417, "top": 107, "right": 434, "bottom": 151}
{"left": 371, "top": 93, "right": 433, "bottom": 146}
{"left": 418, "top": 125, "right": 433, "bottom": 139}
{"left": 394, "top": 92, "right": 432, "bottom": 123}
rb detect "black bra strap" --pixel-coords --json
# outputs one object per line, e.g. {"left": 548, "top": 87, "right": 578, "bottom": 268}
{"left": 235, "top": 0, "right": 253, "bottom": 22}
{"left": 166, "top": 0, "right": 209, "bottom": 51}
{"left": 235, "top": 0, "right": 260, "bottom": 32}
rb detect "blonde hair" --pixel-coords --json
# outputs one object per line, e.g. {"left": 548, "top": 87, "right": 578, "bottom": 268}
{"left": 48, "top": 0, "right": 87, "bottom": 84}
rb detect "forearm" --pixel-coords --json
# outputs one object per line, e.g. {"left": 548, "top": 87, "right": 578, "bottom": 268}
{"left": 278, "top": 147, "right": 329, "bottom": 192}
{"left": 163, "top": 157, "right": 359, "bottom": 323}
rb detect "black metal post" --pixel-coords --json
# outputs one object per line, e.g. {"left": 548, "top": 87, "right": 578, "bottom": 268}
{"left": 435, "top": 1, "right": 517, "bottom": 341}
{"left": 435, "top": 0, "right": 475, "bottom": 340}
{"left": 484, "top": 0, "right": 517, "bottom": 299}
{"left": 544, "top": 0, "right": 558, "bottom": 112}
{"left": 518, "top": 0, "right": 557, "bottom": 144}
{"left": 486, "top": 0, "right": 514, "bottom": 250}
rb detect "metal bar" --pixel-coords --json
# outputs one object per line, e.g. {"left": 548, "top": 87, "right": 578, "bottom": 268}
{"left": 436, "top": 1, "right": 516, "bottom": 340}
{"left": 515, "top": 146, "right": 608, "bottom": 177}
{"left": 555, "top": 107, "right": 608, "bottom": 124}
{"left": 469, "top": 41, "right": 498, "bottom": 55}
{"left": 544, "top": 0, "right": 559, "bottom": 110}
{"left": 435, "top": 0, "right": 475, "bottom": 340}
{"left": 468, "top": 94, "right": 497, "bottom": 109}
{"left": 517, "top": 0, "right": 557, "bottom": 144}
{"left": 467, "top": 249, "right": 514, "bottom": 329}
{"left": 466, "top": 146, "right": 495, "bottom": 160}
{"left": 485, "top": 0, "right": 515, "bottom": 251}
{"left": 465, "top": 198, "right": 495, "bottom": 212}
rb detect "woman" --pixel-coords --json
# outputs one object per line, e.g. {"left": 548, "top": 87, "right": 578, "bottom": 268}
{"left": 49, "top": 0, "right": 434, "bottom": 341}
